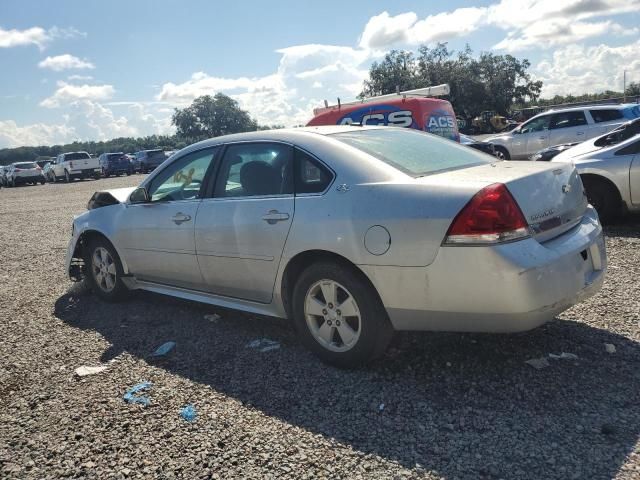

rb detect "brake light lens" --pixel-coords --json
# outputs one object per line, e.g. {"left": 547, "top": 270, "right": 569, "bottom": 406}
{"left": 444, "top": 183, "right": 530, "bottom": 245}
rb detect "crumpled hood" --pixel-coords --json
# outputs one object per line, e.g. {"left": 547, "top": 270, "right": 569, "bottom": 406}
{"left": 87, "top": 186, "right": 137, "bottom": 210}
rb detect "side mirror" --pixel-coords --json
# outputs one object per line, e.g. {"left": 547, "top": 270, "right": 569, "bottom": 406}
{"left": 129, "top": 187, "right": 150, "bottom": 204}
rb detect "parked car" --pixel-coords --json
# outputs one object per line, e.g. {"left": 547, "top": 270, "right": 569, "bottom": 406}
{"left": 0, "top": 165, "right": 9, "bottom": 186}
{"left": 5, "top": 161, "right": 45, "bottom": 186}
{"left": 134, "top": 149, "right": 166, "bottom": 173}
{"left": 51, "top": 151, "right": 101, "bottom": 182}
{"left": 42, "top": 162, "right": 56, "bottom": 182}
{"left": 459, "top": 134, "right": 498, "bottom": 157}
{"left": 551, "top": 117, "right": 640, "bottom": 222}
{"left": 66, "top": 127, "right": 606, "bottom": 367}
{"left": 486, "top": 104, "right": 640, "bottom": 159}
{"left": 529, "top": 143, "right": 579, "bottom": 161}
{"left": 99, "top": 152, "right": 132, "bottom": 177}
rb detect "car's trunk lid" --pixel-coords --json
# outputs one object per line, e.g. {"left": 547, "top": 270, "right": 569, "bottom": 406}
{"left": 418, "top": 161, "right": 587, "bottom": 242}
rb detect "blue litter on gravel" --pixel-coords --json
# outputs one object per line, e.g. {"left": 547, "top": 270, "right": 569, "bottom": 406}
{"left": 123, "top": 381, "right": 153, "bottom": 406}
{"left": 180, "top": 404, "right": 197, "bottom": 422}
{"left": 151, "top": 341, "right": 176, "bottom": 357}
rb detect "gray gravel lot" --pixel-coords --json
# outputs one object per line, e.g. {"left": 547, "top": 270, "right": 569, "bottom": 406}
{"left": 0, "top": 176, "right": 639, "bottom": 479}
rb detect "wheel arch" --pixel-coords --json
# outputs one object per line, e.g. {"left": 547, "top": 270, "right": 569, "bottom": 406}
{"left": 71, "top": 228, "right": 130, "bottom": 278}
{"left": 580, "top": 172, "right": 624, "bottom": 209}
{"left": 279, "top": 249, "right": 383, "bottom": 320}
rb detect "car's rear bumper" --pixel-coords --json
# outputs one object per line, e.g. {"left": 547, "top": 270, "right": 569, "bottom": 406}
{"left": 70, "top": 168, "right": 101, "bottom": 177}
{"left": 360, "top": 206, "right": 606, "bottom": 333}
{"left": 14, "top": 174, "right": 43, "bottom": 183}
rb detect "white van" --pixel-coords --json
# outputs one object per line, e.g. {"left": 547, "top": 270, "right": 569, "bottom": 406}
{"left": 486, "top": 104, "right": 640, "bottom": 159}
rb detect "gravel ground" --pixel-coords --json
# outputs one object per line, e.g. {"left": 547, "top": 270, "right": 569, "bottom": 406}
{"left": 0, "top": 176, "right": 639, "bottom": 480}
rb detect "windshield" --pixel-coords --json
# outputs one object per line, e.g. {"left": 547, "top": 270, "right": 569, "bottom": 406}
{"left": 147, "top": 150, "right": 165, "bottom": 159}
{"left": 65, "top": 152, "right": 91, "bottom": 161}
{"left": 594, "top": 119, "right": 640, "bottom": 147}
{"left": 15, "top": 162, "right": 38, "bottom": 169}
{"left": 331, "top": 128, "right": 490, "bottom": 177}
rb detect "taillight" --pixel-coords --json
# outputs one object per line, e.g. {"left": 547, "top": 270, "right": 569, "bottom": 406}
{"left": 444, "top": 183, "right": 530, "bottom": 245}
{"left": 14, "top": 168, "right": 21, "bottom": 172}
{"left": 36, "top": 166, "right": 42, "bottom": 171}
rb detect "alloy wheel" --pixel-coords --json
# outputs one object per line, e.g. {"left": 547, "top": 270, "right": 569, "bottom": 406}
{"left": 91, "top": 247, "right": 117, "bottom": 293}
{"left": 304, "top": 279, "right": 362, "bottom": 352}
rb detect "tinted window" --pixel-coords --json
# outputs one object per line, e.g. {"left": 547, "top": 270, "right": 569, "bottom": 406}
{"left": 595, "top": 119, "right": 640, "bottom": 147}
{"left": 295, "top": 148, "right": 332, "bottom": 194}
{"left": 615, "top": 140, "right": 640, "bottom": 156}
{"left": 215, "top": 143, "right": 293, "bottom": 197}
{"left": 590, "top": 109, "right": 623, "bottom": 123}
{"left": 550, "top": 111, "right": 587, "bottom": 129}
{"left": 331, "top": 129, "right": 489, "bottom": 177}
{"left": 64, "top": 152, "right": 91, "bottom": 161}
{"left": 148, "top": 148, "right": 218, "bottom": 202}
{"left": 15, "top": 162, "right": 37, "bottom": 169}
{"left": 520, "top": 115, "right": 551, "bottom": 133}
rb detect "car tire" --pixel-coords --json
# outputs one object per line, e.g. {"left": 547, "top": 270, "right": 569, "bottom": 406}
{"left": 494, "top": 146, "right": 511, "bottom": 160}
{"left": 64, "top": 170, "right": 71, "bottom": 183}
{"left": 40, "top": 179, "right": 45, "bottom": 185}
{"left": 84, "top": 237, "right": 129, "bottom": 302}
{"left": 582, "top": 177, "right": 619, "bottom": 224}
{"left": 292, "top": 261, "right": 394, "bottom": 368}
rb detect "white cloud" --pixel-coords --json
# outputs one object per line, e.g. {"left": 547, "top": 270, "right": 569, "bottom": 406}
{"left": 67, "top": 74, "right": 94, "bottom": 81}
{"left": 356, "top": 2, "right": 640, "bottom": 52}
{"left": 157, "top": 44, "right": 376, "bottom": 127}
{"left": 534, "top": 39, "right": 640, "bottom": 96}
{"left": 0, "top": 26, "right": 86, "bottom": 49}
{"left": 38, "top": 54, "right": 95, "bottom": 71}
{"left": 0, "top": 119, "right": 76, "bottom": 148}
{"left": 40, "top": 82, "right": 115, "bottom": 108}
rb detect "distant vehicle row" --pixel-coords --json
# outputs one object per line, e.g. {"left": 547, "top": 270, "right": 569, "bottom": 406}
{"left": 1, "top": 148, "right": 171, "bottom": 187}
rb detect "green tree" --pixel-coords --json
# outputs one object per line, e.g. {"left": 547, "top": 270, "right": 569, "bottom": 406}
{"left": 360, "top": 43, "right": 542, "bottom": 118}
{"left": 172, "top": 93, "right": 258, "bottom": 140}
{"left": 626, "top": 82, "right": 640, "bottom": 98}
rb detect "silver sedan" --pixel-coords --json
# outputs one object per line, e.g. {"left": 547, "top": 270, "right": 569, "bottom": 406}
{"left": 66, "top": 126, "right": 606, "bottom": 367}
{"left": 551, "top": 118, "right": 640, "bottom": 223}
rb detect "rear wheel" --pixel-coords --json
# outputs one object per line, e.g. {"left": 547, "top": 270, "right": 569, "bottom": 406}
{"left": 494, "top": 146, "right": 510, "bottom": 160}
{"left": 84, "top": 237, "right": 129, "bottom": 302}
{"left": 292, "top": 262, "right": 393, "bottom": 368}
{"left": 582, "top": 177, "right": 620, "bottom": 224}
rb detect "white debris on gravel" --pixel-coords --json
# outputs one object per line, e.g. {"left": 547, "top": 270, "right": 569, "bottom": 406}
{"left": 204, "top": 313, "right": 221, "bottom": 322}
{"left": 525, "top": 357, "right": 550, "bottom": 370}
{"left": 246, "top": 338, "right": 281, "bottom": 352}
{"left": 548, "top": 352, "right": 578, "bottom": 360}
{"left": 604, "top": 343, "right": 617, "bottom": 354}
{"left": 74, "top": 365, "right": 108, "bottom": 377}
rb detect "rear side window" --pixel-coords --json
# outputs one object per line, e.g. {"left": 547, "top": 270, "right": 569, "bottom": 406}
{"left": 550, "top": 111, "right": 587, "bottom": 129}
{"left": 590, "top": 109, "right": 623, "bottom": 123}
{"left": 294, "top": 148, "right": 333, "bottom": 194}
{"left": 332, "top": 128, "right": 489, "bottom": 177}
{"left": 615, "top": 140, "right": 640, "bottom": 156}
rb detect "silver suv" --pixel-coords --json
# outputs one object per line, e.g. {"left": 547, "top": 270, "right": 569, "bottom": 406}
{"left": 5, "top": 161, "right": 45, "bottom": 187}
{"left": 487, "top": 104, "right": 640, "bottom": 159}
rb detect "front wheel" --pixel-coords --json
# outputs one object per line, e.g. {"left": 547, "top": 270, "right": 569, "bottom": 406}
{"left": 493, "top": 146, "right": 510, "bottom": 160}
{"left": 292, "top": 262, "right": 393, "bottom": 368}
{"left": 84, "top": 237, "right": 129, "bottom": 302}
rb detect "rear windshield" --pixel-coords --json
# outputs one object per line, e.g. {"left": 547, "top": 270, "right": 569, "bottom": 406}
{"left": 65, "top": 152, "right": 91, "bottom": 161}
{"left": 15, "top": 162, "right": 37, "bottom": 169}
{"left": 146, "top": 150, "right": 165, "bottom": 159}
{"left": 331, "top": 128, "right": 490, "bottom": 177}
{"left": 594, "top": 119, "right": 640, "bottom": 147}
{"left": 107, "top": 154, "right": 125, "bottom": 161}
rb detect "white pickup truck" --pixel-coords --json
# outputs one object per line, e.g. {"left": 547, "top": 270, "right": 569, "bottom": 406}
{"left": 51, "top": 151, "right": 101, "bottom": 182}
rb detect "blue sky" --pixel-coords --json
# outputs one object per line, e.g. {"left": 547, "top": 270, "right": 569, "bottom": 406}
{"left": 0, "top": 0, "right": 638, "bottom": 147}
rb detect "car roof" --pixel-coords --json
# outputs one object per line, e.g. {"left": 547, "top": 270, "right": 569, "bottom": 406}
{"left": 545, "top": 104, "right": 634, "bottom": 114}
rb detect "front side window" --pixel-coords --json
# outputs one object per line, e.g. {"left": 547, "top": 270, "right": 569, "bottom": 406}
{"left": 215, "top": 143, "right": 293, "bottom": 197}
{"left": 520, "top": 115, "right": 551, "bottom": 134}
{"left": 590, "top": 109, "right": 623, "bottom": 123}
{"left": 615, "top": 140, "right": 640, "bottom": 156}
{"left": 148, "top": 147, "right": 218, "bottom": 202}
{"left": 550, "top": 111, "right": 587, "bottom": 129}
{"left": 294, "top": 148, "right": 333, "bottom": 194}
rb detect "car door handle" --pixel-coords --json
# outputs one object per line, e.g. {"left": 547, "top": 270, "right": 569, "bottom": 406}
{"left": 262, "top": 210, "right": 290, "bottom": 224}
{"left": 539, "top": 136, "right": 548, "bottom": 140}
{"left": 576, "top": 131, "right": 584, "bottom": 136}
{"left": 172, "top": 212, "right": 192, "bottom": 225}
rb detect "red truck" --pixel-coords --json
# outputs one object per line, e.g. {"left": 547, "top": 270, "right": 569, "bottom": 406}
{"left": 306, "top": 84, "right": 460, "bottom": 142}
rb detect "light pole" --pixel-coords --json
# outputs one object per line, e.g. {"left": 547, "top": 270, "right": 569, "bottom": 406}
{"left": 623, "top": 70, "right": 627, "bottom": 103}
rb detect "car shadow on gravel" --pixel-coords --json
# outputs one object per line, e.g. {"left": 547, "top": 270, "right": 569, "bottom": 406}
{"left": 54, "top": 284, "right": 640, "bottom": 480}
